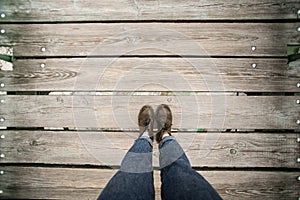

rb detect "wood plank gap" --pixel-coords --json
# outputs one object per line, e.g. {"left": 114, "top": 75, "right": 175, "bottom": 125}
{"left": 1, "top": 19, "right": 299, "bottom": 24}
{"left": 1, "top": 163, "right": 299, "bottom": 172}
{"left": 6, "top": 91, "right": 238, "bottom": 96}
{"left": 13, "top": 55, "right": 289, "bottom": 59}
{"left": 5, "top": 92, "right": 299, "bottom": 96}
{"left": 1, "top": 128, "right": 296, "bottom": 133}
{"left": 0, "top": 127, "right": 226, "bottom": 132}
{"left": 245, "top": 92, "right": 297, "bottom": 96}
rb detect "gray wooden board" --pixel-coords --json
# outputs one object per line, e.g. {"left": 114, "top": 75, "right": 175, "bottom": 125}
{"left": 0, "top": 0, "right": 298, "bottom": 21}
{"left": 1, "top": 58, "right": 299, "bottom": 92}
{"left": 0, "top": 131, "right": 299, "bottom": 168}
{"left": 0, "top": 23, "right": 299, "bottom": 57}
{"left": 1, "top": 95, "right": 299, "bottom": 129}
{"left": 1, "top": 166, "right": 299, "bottom": 199}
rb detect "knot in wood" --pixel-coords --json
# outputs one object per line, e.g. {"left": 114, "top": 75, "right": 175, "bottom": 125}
{"left": 30, "top": 140, "right": 39, "bottom": 146}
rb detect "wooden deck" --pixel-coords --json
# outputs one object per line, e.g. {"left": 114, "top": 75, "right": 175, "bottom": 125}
{"left": 0, "top": 1, "right": 300, "bottom": 199}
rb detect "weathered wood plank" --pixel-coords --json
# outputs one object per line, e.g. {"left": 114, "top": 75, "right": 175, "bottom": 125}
{"left": 0, "top": 131, "right": 299, "bottom": 168}
{"left": 1, "top": 166, "right": 299, "bottom": 199}
{"left": 1, "top": 95, "right": 299, "bottom": 129}
{"left": 1, "top": 58, "right": 298, "bottom": 92}
{"left": 0, "top": 23, "right": 299, "bottom": 57}
{"left": 0, "top": 0, "right": 298, "bottom": 22}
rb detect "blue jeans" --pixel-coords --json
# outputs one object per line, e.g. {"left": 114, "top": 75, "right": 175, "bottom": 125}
{"left": 98, "top": 136, "right": 222, "bottom": 200}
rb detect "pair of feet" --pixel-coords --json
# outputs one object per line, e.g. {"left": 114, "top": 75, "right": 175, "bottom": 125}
{"left": 138, "top": 104, "right": 172, "bottom": 143}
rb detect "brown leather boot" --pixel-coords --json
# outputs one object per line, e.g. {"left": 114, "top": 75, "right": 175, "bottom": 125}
{"left": 138, "top": 105, "right": 154, "bottom": 140}
{"left": 155, "top": 104, "right": 172, "bottom": 143}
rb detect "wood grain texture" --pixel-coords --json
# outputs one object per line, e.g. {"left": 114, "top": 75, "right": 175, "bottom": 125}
{"left": 1, "top": 166, "right": 299, "bottom": 200}
{"left": 0, "top": 131, "right": 299, "bottom": 168}
{"left": 1, "top": 95, "right": 299, "bottom": 129}
{"left": 1, "top": 58, "right": 299, "bottom": 92}
{"left": 0, "top": 0, "right": 298, "bottom": 22}
{"left": 0, "top": 1, "right": 298, "bottom": 199}
{"left": 0, "top": 23, "right": 299, "bottom": 57}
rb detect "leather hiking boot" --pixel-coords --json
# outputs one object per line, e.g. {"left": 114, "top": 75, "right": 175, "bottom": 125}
{"left": 138, "top": 105, "right": 154, "bottom": 140}
{"left": 155, "top": 104, "right": 172, "bottom": 143}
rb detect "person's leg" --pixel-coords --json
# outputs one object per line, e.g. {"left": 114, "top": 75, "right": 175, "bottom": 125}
{"left": 98, "top": 136, "right": 154, "bottom": 200}
{"left": 155, "top": 104, "right": 221, "bottom": 199}
{"left": 98, "top": 105, "right": 155, "bottom": 200}
{"left": 159, "top": 136, "right": 222, "bottom": 200}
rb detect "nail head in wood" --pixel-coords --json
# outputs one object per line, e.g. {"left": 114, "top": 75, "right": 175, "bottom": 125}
{"left": 0, "top": 83, "right": 4, "bottom": 88}
{"left": 0, "top": 190, "right": 3, "bottom": 194}
{"left": 0, "top": 154, "right": 5, "bottom": 158}
{"left": 251, "top": 46, "right": 256, "bottom": 51}
{"left": 0, "top": 13, "right": 5, "bottom": 18}
{"left": 40, "top": 63, "right": 46, "bottom": 68}
{"left": 0, "top": 29, "right": 5, "bottom": 34}
{"left": 297, "top": 83, "right": 300, "bottom": 88}
{"left": 41, "top": 47, "right": 46, "bottom": 52}
{"left": 297, "top": 158, "right": 300, "bottom": 163}
{"left": 0, "top": 135, "right": 4, "bottom": 139}
{"left": 297, "top": 138, "right": 300, "bottom": 143}
{"left": 0, "top": 118, "right": 4, "bottom": 122}
{"left": 230, "top": 148, "right": 237, "bottom": 154}
{"left": 297, "top": 100, "right": 300, "bottom": 104}
{"left": 297, "top": 120, "right": 300, "bottom": 125}
{"left": 0, "top": 99, "right": 4, "bottom": 104}
{"left": 251, "top": 63, "right": 257, "bottom": 68}
{"left": 0, "top": 171, "right": 3, "bottom": 175}
{"left": 298, "top": 27, "right": 300, "bottom": 32}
